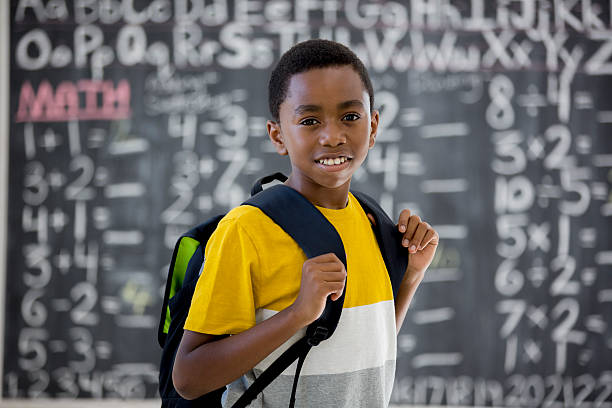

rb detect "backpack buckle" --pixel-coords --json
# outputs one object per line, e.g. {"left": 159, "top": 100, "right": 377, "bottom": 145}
{"left": 307, "top": 326, "right": 329, "bottom": 346}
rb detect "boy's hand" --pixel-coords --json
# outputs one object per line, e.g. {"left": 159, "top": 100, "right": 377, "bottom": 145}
{"left": 291, "top": 253, "right": 347, "bottom": 327}
{"left": 397, "top": 209, "right": 439, "bottom": 279}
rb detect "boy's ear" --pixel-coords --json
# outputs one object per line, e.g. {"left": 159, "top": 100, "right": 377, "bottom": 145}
{"left": 369, "top": 110, "right": 380, "bottom": 149}
{"left": 267, "top": 120, "right": 288, "bottom": 155}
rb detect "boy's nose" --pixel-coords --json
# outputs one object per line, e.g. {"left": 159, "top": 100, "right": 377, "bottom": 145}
{"left": 319, "top": 124, "right": 346, "bottom": 146}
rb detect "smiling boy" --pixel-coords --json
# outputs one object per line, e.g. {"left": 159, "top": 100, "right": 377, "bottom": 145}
{"left": 172, "top": 39, "right": 438, "bottom": 407}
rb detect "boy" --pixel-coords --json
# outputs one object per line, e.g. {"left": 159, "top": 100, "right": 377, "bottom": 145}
{"left": 172, "top": 39, "right": 438, "bottom": 407}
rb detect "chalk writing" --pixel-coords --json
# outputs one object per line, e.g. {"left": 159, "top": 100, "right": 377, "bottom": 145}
{"left": 16, "top": 80, "right": 131, "bottom": 122}
{"left": 4, "top": 0, "right": 611, "bottom": 403}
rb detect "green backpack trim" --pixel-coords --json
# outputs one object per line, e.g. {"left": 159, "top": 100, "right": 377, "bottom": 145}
{"left": 163, "top": 236, "right": 200, "bottom": 335}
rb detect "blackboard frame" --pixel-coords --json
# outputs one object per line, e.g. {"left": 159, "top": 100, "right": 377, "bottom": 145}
{"left": 2, "top": 0, "right": 612, "bottom": 405}
{"left": 0, "top": 0, "right": 10, "bottom": 399}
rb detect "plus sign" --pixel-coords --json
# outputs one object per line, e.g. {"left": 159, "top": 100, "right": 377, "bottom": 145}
{"left": 50, "top": 208, "right": 68, "bottom": 233}
{"left": 526, "top": 135, "right": 545, "bottom": 160}
{"left": 48, "top": 170, "right": 66, "bottom": 190}
{"left": 41, "top": 128, "right": 62, "bottom": 152}
{"left": 199, "top": 156, "right": 217, "bottom": 178}
{"left": 54, "top": 249, "right": 72, "bottom": 274}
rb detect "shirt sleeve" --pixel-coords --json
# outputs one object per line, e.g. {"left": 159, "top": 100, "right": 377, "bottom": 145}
{"left": 184, "top": 214, "right": 259, "bottom": 335}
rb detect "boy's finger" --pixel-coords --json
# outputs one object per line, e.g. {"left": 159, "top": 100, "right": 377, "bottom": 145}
{"left": 320, "top": 271, "right": 348, "bottom": 282}
{"left": 325, "top": 281, "right": 345, "bottom": 292}
{"left": 420, "top": 229, "right": 437, "bottom": 249}
{"left": 304, "top": 269, "right": 345, "bottom": 287}
{"left": 330, "top": 290, "right": 344, "bottom": 301}
{"left": 311, "top": 253, "right": 341, "bottom": 263}
{"left": 403, "top": 215, "right": 421, "bottom": 246}
{"left": 328, "top": 282, "right": 345, "bottom": 301}
{"left": 409, "top": 223, "right": 430, "bottom": 252}
{"left": 313, "top": 261, "right": 346, "bottom": 272}
{"left": 397, "top": 209, "right": 411, "bottom": 233}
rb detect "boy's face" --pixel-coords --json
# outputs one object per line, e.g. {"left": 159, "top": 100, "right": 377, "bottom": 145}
{"left": 268, "top": 65, "right": 379, "bottom": 192}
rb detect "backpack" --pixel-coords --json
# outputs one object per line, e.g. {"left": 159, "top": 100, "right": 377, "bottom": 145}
{"left": 158, "top": 173, "right": 408, "bottom": 408}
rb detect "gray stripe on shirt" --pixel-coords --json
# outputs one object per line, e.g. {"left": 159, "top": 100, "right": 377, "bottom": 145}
{"left": 222, "top": 359, "right": 396, "bottom": 408}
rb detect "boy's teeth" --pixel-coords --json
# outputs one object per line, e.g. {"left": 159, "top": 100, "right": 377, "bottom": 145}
{"left": 319, "top": 157, "right": 347, "bottom": 165}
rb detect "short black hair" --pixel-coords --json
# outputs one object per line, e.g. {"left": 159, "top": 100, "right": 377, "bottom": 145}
{"left": 268, "top": 39, "right": 374, "bottom": 122}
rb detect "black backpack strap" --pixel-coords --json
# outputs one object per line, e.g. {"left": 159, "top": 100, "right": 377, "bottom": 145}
{"left": 230, "top": 184, "right": 347, "bottom": 408}
{"left": 245, "top": 184, "right": 347, "bottom": 342}
{"left": 250, "top": 172, "right": 288, "bottom": 196}
{"left": 352, "top": 191, "right": 408, "bottom": 298}
{"left": 232, "top": 336, "right": 310, "bottom": 408}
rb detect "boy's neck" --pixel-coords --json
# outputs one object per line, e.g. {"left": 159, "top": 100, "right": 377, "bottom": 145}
{"left": 284, "top": 175, "right": 350, "bottom": 209}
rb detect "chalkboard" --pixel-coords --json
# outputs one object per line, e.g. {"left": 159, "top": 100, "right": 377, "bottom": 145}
{"left": 4, "top": 0, "right": 612, "bottom": 405}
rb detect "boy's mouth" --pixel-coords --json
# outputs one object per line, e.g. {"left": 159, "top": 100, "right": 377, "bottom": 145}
{"left": 316, "top": 156, "right": 351, "bottom": 166}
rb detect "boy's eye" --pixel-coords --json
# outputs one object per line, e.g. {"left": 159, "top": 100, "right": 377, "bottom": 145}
{"left": 342, "top": 113, "right": 360, "bottom": 121}
{"left": 299, "top": 118, "right": 319, "bottom": 126}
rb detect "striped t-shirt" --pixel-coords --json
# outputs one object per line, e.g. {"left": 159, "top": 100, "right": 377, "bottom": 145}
{"left": 184, "top": 192, "right": 397, "bottom": 407}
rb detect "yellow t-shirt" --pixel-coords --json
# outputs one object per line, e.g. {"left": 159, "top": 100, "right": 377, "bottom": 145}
{"left": 184, "top": 192, "right": 397, "bottom": 407}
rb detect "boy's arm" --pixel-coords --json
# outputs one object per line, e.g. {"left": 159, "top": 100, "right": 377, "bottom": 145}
{"left": 394, "top": 266, "right": 425, "bottom": 333}
{"left": 173, "top": 306, "right": 305, "bottom": 399}
{"left": 172, "top": 253, "right": 347, "bottom": 400}
{"left": 394, "top": 209, "right": 439, "bottom": 334}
